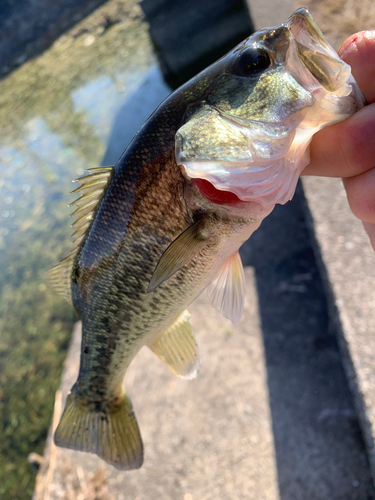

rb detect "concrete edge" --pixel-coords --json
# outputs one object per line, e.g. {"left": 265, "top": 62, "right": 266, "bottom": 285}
{"left": 301, "top": 176, "right": 375, "bottom": 483}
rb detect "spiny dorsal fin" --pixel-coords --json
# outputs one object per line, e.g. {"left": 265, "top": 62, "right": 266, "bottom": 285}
{"left": 70, "top": 166, "right": 114, "bottom": 247}
{"left": 43, "top": 253, "right": 75, "bottom": 304}
{"left": 206, "top": 251, "right": 245, "bottom": 324}
{"left": 44, "top": 166, "right": 114, "bottom": 302}
{"left": 149, "top": 310, "right": 201, "bottom": 379}
{"left": 147, "top": 215, "right": 214, "bottom": 293}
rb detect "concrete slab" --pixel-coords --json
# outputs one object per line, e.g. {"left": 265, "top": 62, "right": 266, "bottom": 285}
{"left": 302, "top": 176, "right": 375, "bottom": 482}
{"left": 241, "top": 186, "right": 375, "bottom": 500}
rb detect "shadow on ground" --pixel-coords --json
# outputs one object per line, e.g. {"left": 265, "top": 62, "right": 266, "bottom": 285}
{"left": 240, "top": 187, "right": 375, "bottom": 499}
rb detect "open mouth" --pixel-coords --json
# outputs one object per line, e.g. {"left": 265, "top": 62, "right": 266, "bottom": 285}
{"left": 193, "top": 178, "right": 242, "bottom": 206}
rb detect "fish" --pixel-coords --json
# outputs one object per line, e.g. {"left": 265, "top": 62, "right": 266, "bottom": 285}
{"left": 45, "top": 8, "right": 365, "bottom": 469}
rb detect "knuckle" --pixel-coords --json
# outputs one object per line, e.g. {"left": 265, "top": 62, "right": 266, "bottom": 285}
{"left": 340, "top": 108, "right": 375, "bottom": 175}
{"left": 345, "top": 173, "right": 375, "bottom": 223}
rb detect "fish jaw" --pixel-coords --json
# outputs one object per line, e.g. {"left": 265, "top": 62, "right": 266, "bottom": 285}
{"left": 175, "top": 9, "right": 365, "bottom": 208}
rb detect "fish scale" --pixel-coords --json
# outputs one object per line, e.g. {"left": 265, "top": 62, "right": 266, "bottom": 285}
{"left": 44, "top": 8, "right": 365, "bottom": 469}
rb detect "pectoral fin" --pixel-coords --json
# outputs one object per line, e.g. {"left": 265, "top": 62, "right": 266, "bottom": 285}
{"left": 149, "top": 310, "right": 200, "bottom": 379}
{"left": 147, "top": 215, "right": 212, "bottom": 293}
{"left": 206, "top": 251, "right": 245, "bottom": 324}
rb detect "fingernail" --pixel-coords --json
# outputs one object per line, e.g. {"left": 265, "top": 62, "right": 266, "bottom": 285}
{"left": 338, "top": 36, "right": 357, "bottom": 60}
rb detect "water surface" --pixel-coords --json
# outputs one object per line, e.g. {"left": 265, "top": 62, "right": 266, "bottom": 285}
{"left": 0, "top": 13, "right": 170, "bottom": 499}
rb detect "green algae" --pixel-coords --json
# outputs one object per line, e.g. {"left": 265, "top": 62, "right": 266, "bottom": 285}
{"left": 0, "top": 4, "right": 155, "bottom": 498}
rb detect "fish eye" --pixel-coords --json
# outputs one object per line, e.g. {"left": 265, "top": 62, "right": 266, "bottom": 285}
{"left": 234, "top": 48, "right": 271, "bottom": 77}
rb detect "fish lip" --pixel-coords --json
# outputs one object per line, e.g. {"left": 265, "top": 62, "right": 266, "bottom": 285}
{"left": 286, "top": 8, "right": 321, "bottom": 43}
{"left": 286, "top": 8, "right": 323, "bottom": 40}
{"left": 285, "top": 8, "right": 352, "bottom": 93}
{"left": 180, "top": 156, "right": 295, "bottom": 207}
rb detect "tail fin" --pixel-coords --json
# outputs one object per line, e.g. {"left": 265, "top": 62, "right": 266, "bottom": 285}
{"left": 54, "top": 390, "right": 143, "bottom": 470}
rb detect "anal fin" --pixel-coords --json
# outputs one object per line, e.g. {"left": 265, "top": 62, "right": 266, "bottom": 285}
{"left": 149, "top": 310, "right": 201, "bottom": 379}
{"left": 206, "top": 251, "right": 245, "bottom": 324}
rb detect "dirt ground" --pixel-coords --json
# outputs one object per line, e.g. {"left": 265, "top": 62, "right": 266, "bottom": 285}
{"left": 301, "top": 0, "right": 375, "bottom": 49}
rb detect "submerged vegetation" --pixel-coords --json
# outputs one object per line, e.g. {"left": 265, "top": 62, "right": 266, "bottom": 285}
{"left": 0, "top": 1, "right": 154, "bottom": 497}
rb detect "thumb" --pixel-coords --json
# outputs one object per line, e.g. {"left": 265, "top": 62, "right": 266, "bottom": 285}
{"left": 304, "top": 30, "right": 375, "bottom": 178}
{"left": 338, "top": 31, "right": 375, "bottom": 103}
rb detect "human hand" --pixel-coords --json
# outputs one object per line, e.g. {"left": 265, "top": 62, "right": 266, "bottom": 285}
{"left": 303, "top": 31, "right": 375, "bottom": 250}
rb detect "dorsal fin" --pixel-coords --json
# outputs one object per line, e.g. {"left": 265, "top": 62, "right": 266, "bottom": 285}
{"left": 70, "top": 166, "right": 114, "bottom": 247}
{"left": 206, "top": 251, "right": 245, "bottom": 324}
{"left": 43, "top": 253, "right": 75, "bottom": 304}
{"left": 44, "top": 166, "right": 114, "bottom": 301}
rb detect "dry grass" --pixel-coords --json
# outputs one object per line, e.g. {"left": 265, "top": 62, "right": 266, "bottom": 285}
{"left": 37, "top": 460, "right": 114, "bottom": 500}
{"left": 59, "top": 466, "right": 114, "bottom": 500}
{"left": 33, "top": 391, "right": 114, "bottom": 500}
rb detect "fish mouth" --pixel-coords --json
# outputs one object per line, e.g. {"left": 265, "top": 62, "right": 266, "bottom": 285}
{"left": 191, "top": 177, "right": 243, "bottom": 206}
{"left": 180, "top": 153, "right": 301, "bottom": 207}
{"left": 176, "top": 9, "right": 364, "bottom": 208}
{"left": 176, "top": 99, "right": 310, "bottom": 207}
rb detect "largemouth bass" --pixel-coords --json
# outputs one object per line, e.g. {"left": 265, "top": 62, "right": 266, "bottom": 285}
{"left": 45, "top": 9, "right": 364, "bottom": 469}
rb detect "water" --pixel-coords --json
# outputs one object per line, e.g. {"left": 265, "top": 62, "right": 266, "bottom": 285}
{"left": 0, "top": 13, "right": 170, "bottom": 500}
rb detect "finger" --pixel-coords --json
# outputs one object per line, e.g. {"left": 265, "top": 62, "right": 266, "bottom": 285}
{"left": 303, "top": 103, "right": 375, "bottom": 177}
{"left": 338, "top": 31, "right": 375, "bottom": 103}
{"left": 362, "top": 222, "right": 375, "bottom": 251}
{"left": 303, "top": 30, "right": 375, "bottom": 178}
{"left": 343, "top": 167, "right": 375, "bottom": 223}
